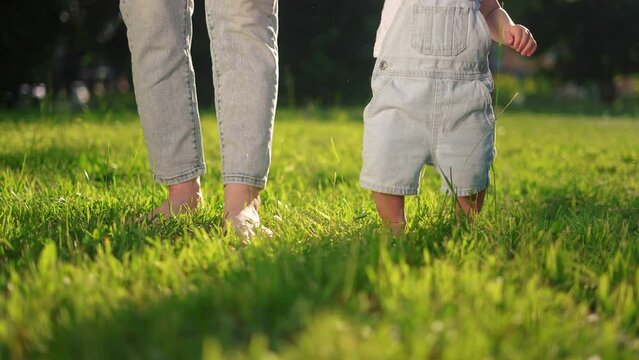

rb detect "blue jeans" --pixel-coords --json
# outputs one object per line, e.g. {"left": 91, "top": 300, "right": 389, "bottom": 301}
{"left": 120, "top": 0, "right": 279, "bottom": 187}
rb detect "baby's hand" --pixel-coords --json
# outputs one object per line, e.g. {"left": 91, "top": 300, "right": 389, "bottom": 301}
{"left": 502, "top": 25, "right": 537, "bottom": 57}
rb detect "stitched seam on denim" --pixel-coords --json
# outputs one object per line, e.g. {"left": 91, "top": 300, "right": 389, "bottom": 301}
{"left": 361, "top": 182, "right": 417, "bottom": 194}
{"left": 360, "top": 180, "right": 418, "bottom": 196}
{"left": 441, "top": 182, "right": 488, "bottom": 196}
{"left": 440, "top": 170, "right": 490, "bottom": 196}
{"left": 411, "top": 6, "right": 469, "bottom": 57}
{"left": 376, "top": 57, "right": 489, "bottom": 66}
{"left": 364, "top": 75, "right": 394, "bottom": 120}
{"left": 372, "top": 57, "right": 489, "bottom": 65}
{"left": 380, "top": 54, "right": 488, "bottom": 65}
{"left": 430, "top": 78, "right": 439, "bottom": 160}
{"left": 223, "top": 173, "right": 267, "bottom": 180}
{"left": 477, "top": 79, "right": 496, "bottom": 127}
{"left": 374, "top": 69, "right": 489, "bottom": 79}
{"left": 184, "top": 0, "right": 203, "bottom": 170}
{"left": 223, "top": 175, "right": 267, "bottom": 188}
{"left": 206, "top": 5, "right": 226, "bottom": 172}
{"left": 155, "top": 166, "right": 206, "bottom": 184}
{"left": 376, "top": 68, "right": 489, "bottom": 75}
{"left": 156, "top": 166, "right": 206, "bottom": 180}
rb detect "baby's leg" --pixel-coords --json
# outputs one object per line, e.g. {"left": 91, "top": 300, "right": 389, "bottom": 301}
{"left": 372, "top": 192, "right": 406, "bottom": 235}
{"left": 457, "top": 189, "right": 486, "bottom": 217}
{"left": 434, "top": 78, "right": 496, "bottom": 221}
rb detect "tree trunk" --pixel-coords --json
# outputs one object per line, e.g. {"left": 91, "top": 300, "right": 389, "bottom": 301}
{"left": 598, "top": 76, "right": 617, "bottom": 104}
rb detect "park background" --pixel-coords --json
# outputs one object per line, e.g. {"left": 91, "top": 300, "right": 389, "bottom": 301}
{"left": 1, "top": 1, "right": 639, "bottom": 359}
{"left": 2, "top": 0, "right": 639, "bottom": 111}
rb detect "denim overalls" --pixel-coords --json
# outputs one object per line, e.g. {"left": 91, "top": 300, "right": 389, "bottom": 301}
{"left": 360, "top": 0, "right": 496, "bottom": 196}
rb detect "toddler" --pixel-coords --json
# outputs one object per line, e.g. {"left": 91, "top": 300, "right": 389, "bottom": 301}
{"left": 360, "top": 0, "right": 537, "bottom": 233}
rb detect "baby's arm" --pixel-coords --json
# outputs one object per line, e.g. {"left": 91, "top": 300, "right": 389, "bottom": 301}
{"left": 480, "top": 0, "right": 537, "bottom": 57}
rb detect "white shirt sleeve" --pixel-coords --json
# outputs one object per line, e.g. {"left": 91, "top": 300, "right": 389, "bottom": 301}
{"left": 373, "top": 0, "right": 403, "bottom": 58}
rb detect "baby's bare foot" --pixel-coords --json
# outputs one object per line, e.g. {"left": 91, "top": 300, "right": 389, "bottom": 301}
{"left": 387, "top": 221, "right": 406, "bottom": 237}
{"left": 137, "top": 178, "right": 203, "bottom": 223}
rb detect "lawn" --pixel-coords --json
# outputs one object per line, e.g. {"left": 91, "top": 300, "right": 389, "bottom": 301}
{"left": 0, "top": 108, "right": 638, "bottom": 359}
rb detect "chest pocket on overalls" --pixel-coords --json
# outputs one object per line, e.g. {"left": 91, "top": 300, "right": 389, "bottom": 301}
{"left": 410, "top": 5, "right": 469, "bottom": 56}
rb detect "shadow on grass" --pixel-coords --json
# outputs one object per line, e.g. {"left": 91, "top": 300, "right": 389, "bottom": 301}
{"left": 1, "top": 147, "right": 81, "bottom": 172}
{"left": 29, "top": 218, "right": 456, "bottom": 359}
{"left": 0, "top": 201, "right": 225, "bottom": 272}
{"left": 510, "top": 184, "right": 639, "bottom": 297}
{"left": 6, "top": 181, "right": 637, "bottom": 358}
{"left": 0, "top": 145, "right": 145, "bottom": 186}
{"left": 533, "top": 185, "right": 638, "bottom": 232}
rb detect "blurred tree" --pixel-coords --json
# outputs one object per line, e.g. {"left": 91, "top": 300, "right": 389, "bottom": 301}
{"left": 1, "top": 0, "right": 636, "bottom": 107}
{"left": 192, "top": 0, "right": 383, "bottom": 107}
{"left": 0, "top": 0, "right": 64, "bottom": 105}
{"left": 528, "top": 0, "right": 639, "bottom": 103}
{"left": 279, "top": 0, "right": 382, "bottom": 106}
{"left": 0, "top": 0, "right": 128, "bottom": 107}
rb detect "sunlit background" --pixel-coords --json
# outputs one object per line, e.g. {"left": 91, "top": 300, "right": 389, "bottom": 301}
{"left": 1, "top": 0, "right": 638, "bottom": 113}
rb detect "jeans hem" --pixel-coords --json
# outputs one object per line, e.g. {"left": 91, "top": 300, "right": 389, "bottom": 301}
{"left": 223, "top": 175, "right": 267, "bottom": 189}
{"left": 154, "top": 166, "right": 206, "bottom": 186}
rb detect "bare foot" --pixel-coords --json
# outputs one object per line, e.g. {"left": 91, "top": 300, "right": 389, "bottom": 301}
{"left": 456, "top": 190, "right": 486, "bottom": 218}
{"left": 223, "top": 184, "right": 272, "bottom": 243}
{"left": 372, "top": 192, "right": 406, "bottom": 236}
{"left": 137, "top": 178, "right": 203, "bottom": 223}
{"left": 387, "top": 221, "right": 407, "bottom": 237}
{"left": 224, "top": 205, "right": 273, "bottom": 243}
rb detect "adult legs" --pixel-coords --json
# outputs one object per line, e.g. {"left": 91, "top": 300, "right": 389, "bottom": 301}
{"left": 205, "top": 0, "right": 279, "bottom": 237}
{"left": 121, "top": 0, "right": 279, "bottom": 233}
{"left": 121, "top": 0, "right": 206, "bottom": 218}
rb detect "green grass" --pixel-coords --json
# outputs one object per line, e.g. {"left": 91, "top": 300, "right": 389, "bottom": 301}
{"left": 0, "top": 108, "right": 638, "bottom": 359}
